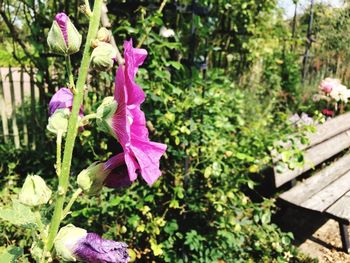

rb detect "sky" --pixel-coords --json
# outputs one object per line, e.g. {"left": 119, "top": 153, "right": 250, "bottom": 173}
{"left": 278, "top": 0, "right": 344, "bottom": 18}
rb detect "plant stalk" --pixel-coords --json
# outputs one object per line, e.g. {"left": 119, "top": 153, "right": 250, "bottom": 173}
{"left": 137, "top": 0, "right": 168, "bottom": 48}
{"left": 45, "top": 0, "right": 103, "bottom": 253}
{"left": 61, "top": 188, "right": 83, "bottom": 220}
{"left": 65, "top": 55, "right": 75, "bottom": 90}
{"left": 56, "top": 131, "right": 62, "bottom": 177}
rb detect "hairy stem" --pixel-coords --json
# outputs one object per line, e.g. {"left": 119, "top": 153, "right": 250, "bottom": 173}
{"left": 65, "top": 55, "right": 75, "bottom": 90}
{"left": 80, "top": 113, "right": 97, "bottom": 126}
{"left": 56, "top": 131, "right": 62, "bottom": 177}
{"left": 45, "top": 0, "right": 103, "bottom": 253}
{"left": 61, "top": 188, "right": 83, "bottom": 220}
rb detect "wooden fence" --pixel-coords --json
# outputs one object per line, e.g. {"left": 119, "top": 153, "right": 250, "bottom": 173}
{"left": 0, "top": 67, "right": 39, "bottom": 149}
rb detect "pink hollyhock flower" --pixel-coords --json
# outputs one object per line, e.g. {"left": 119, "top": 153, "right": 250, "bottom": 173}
{"left": 97, "top": 39, "right": 166, "bottom": 186}
{"left": 322, "top": 109, "right": 334, "bottom": 117}
{"left": 49, "top": 88, "right": 83, "bottom": 117}
{"left": 103, "top": 154, "right": 132, "bottom": 188}
{"left": 319, "top": 78, "right": 340, "bottom": 94}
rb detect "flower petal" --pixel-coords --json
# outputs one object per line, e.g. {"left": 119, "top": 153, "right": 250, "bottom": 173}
{"left": 74, "top": 233, "right": 129, "bottom": 263}
{"left": 130, "top": 138, "right": 167, "bottom": 185}
{"left": 55, "top": 13, "right": 69, "bottom": 45}
{"left": 124, "top": 39, "right": 146, "bottom": 106}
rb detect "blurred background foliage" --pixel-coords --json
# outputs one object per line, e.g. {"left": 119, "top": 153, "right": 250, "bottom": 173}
{"left": 1, "top": 0, "right": 348, "bottom": 262}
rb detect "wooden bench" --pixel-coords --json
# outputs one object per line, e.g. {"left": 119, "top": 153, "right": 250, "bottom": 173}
{"left": 272, "top": 112, "right": 350, "bottom": 253}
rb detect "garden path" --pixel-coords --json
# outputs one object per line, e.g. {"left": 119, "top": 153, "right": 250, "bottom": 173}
{"left": 278, "top": 207, "right": 350, "bottom": 262}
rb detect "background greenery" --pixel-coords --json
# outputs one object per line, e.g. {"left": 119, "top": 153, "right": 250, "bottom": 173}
{"left": 1, "top": 0, "right": 349, "bottom": 262}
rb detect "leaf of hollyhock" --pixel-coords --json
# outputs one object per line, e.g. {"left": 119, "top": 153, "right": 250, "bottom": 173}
{"left": 0, "top": 246, "right": 23, "bottom": 262}
{"left": 0, "top": 200, "right": 37, "bottom": 228}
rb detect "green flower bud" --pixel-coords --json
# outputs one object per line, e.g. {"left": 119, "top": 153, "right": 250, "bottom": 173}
{"left": 47, "top": 108, "right": 70, "bottom": 135}
{"left": 97, "top": 27, "right": 112, "bottom": 43}
{"left": 54, "top": 224, "right": 87, "bottom": 262}
{"left": 19, "top": 175, "right": 52, "bottom": 207}
{"left": 96, "top": 96, "right": 118, "bottom": 136}
{"left": 47, "top": 13, "right": 82, "bottom": 55}
{"left": 77, "top": 162, "right": 111, "bottom": 195}
{"left": 90, "top": 42, "right": 116, "bottom": 71}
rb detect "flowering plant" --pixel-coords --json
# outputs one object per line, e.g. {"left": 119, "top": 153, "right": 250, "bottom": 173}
{"left": 0, "top": 1, "right": 166, "bottom": 262}
{"left": 313, "top": 77, "right": 350, "bottom": 117}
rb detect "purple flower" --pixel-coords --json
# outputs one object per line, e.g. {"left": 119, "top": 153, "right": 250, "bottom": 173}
{"left": 74, "top": 233, "right": 129, "bottom": 263}
{"left": 97, "top": 39, "right": 167, "bottom": 186}
{"left": 54, "top": 224, "right": 130, "bottom": 263}
{"left": 49, "top": 88, "right": 83, "bottom": 117}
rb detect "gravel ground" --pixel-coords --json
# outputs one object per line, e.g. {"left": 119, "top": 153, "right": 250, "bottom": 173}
{"left": 277, "top": 207, "right": 350, "bottom": 262}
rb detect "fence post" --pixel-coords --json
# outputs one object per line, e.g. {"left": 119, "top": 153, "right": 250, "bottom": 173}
{"left": 20, "top": 66, "right": 29, "bottom": 146}
{"left": 0, "top": 69, "right": 9, "bottom": 143}
{"left": 8, "top": 66, "right": 20, "bottom": 148}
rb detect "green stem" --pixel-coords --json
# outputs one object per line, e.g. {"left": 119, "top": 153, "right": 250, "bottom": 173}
{"left": 84, "top": 0, "right": 92, "bottom": 16}
{"left": 56, "top": 131, "right": 62, "bottom": 177}
{"left": 137, "top": 0, "right": 168, "bottom": 48}
{"left": 61, "top": 188, "right": 83, "bottom": 220}
{"left": 80, "top": 113, "right": 97, "bottom": 126}
{"left": 45, "top": 0, "right": 103, "bottom": 253}
{"left": 65, "top": 55, "right": 75, "bottom": 90}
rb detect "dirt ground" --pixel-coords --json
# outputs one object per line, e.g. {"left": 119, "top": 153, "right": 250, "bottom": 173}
{"left": 277, "top": 207, "right": 350, "bottom": 262}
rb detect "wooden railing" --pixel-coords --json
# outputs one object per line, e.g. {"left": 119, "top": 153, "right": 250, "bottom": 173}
{"left": 0, "top": 66, "right": 39, "bottom": 149}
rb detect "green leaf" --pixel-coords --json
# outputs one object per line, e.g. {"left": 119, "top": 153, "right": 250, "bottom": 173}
{"left": 0, "top": 200, "right": 37, "bottom": 228}
{"left": 0, "top": 246, "right": 23, "bottom": 262}
{"left": 167, "top": 61, "right": 182, "bottom": 70}
{"left": 164, "top": 220, "right": 178, "bottom": 235}
{"left": 261, "top": 212, "right": 271, "bottom": 225}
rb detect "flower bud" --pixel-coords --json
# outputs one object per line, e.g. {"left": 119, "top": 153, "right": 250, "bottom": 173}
{"left": 77, "top": 162, "right": 111, "bottom": 195}
{"left": 19, "top": 175, "right": 52, "bottom": 207}
{"left": 54, "top": 224, "right": 87, "bottom": 262}
{"left": 47, "top": 13, "right": 82, "bottom": 55}
{"left": 97, "top": 27, "right": 112, "bottom": 43}
{"left": 96, "top": 96, "right": 118, "bottom": 136}
{"left": 47, "top": 108, "right": 70, "bottom": 135}
{"left": 48, "top": 88, "right": 84, "bottom": 134}
{"left": 90, "top": 42, "right": 117, "bottom": 70}
{"left": 55, "top": 224, "right": 130, "bottom": 263}
{"left": 49, "top": 88, "right": 81, "bottom": 116}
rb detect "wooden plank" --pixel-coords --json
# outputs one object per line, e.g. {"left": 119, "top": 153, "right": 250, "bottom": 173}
{"left": 280, "top": 152, "right": 350, "bottom": 205}
{"left": 20, "top": 67, "right": 28, "bottom": 146}
{"left": 307, "top": 112, "right": 350, "bottom": 148}
{"left": 0, "top": 69, "right": 9, "bottom": 143}
{"left": 273, "top": 112, "right": 350, "bottom": 163}
{"left": 8, "top": 66, "right": 20, "bottom": 148}
{"left": 275, "top": 129, "right": 350, "bottom": 187}
{"left": 299, "top": 171, "right": 350, "bottom": 212}
{"left": 326, "top": 191, "right": 350, "bottom": 223}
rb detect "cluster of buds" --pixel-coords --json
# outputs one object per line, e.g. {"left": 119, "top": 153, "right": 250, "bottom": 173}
{"left": 47, "top": 12, "right": 116, "bottom": 71}
{"left": 90, "top": 27, "right": 117, "bottom": 70}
